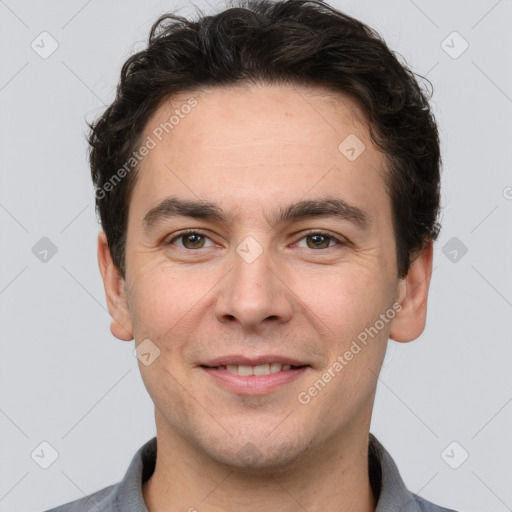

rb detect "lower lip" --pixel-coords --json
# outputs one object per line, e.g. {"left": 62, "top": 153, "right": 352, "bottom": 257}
{"left": 201, "top": 366, "right": 309, "bottom": 395}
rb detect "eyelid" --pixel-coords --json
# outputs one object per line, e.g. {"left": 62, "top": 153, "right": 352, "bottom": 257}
{"left": 167, "top": 229, "right": 216, "bottom": 248}
{"left": 167, "top": 228, "right": 348, "bottom": 249}
{"left": 292, "top": 229, "right": 348, "bottom": 247}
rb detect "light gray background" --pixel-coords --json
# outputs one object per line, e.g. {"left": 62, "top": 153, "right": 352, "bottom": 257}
{"left": 1, "top": 0, "right": 511, "bottom": 511}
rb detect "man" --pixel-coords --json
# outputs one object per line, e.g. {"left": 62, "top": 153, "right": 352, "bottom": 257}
{"left": 45, "top": 0, "right": 457, "bottom": 510}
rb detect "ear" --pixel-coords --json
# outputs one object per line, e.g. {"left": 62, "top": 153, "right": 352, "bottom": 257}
{"left": 97, "top": 230, "right": 134, "bottom": 341}
{"left": 389, "top": 242, "right": 433, "bottom": 343}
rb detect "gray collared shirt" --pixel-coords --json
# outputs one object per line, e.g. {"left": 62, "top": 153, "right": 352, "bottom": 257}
{"left": 43, "top": 434, "right": 458, "bottom": 512}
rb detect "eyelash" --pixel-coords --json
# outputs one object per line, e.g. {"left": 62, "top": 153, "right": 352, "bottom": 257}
{"left": 166, "top": 229, "right": 346, "bottom": 250}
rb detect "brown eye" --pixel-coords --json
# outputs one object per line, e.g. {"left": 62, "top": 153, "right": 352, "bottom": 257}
{"left": 296, "top": 232, "right": 342, "bottom": 250}
{"left": 181, "top": 233, "right": 205, "bottom": 249}
{"left": 168, "top": 231, "right": 214, "bottom": 249}
{"left": 308, "top": 234, "right": 332, "bottom": 249}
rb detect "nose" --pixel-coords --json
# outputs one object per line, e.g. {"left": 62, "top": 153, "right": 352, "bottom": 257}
{"left": 214, "top": 241, "right": 293, "bottom": 331}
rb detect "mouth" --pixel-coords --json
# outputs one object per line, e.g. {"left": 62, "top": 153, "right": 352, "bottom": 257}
{"left": 200, "top": 363, "right": 308, "bottom": 375}
{"left": 199, "top": 357, "right": 310, "bottom": 395}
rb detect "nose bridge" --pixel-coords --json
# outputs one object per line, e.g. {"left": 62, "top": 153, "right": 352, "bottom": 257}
{"left": 215, "top": 235, "right": 292, "bottom": 327}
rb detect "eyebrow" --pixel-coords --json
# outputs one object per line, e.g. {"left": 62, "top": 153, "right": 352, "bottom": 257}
{"left": 142, "top": 196, "right": 370, "bottom": 232}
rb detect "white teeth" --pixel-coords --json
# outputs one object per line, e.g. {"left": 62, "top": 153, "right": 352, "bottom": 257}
{"left": 253, "top": 364, "right": 270, "bottom": 375}
{"left": 270, "top": 363, "right": 282, "bottom": 373}
{"left": 237, "top": 364, "right": 253, "bottom": 376}
{"left": 223, "top": 363, "right": 294, "bottom": 376}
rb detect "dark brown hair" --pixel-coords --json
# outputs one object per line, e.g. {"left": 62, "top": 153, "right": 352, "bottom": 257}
{"left": 88, "top": 0, "right": 441, "bottom": 279}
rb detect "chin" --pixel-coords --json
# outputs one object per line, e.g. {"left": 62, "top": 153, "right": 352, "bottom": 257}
{"left": 199, "top": 432, "right": 309, "bottom": 472}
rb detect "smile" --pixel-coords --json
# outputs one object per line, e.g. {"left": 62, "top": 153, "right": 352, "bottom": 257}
{"left": 210, "top": 363, "right": 297, "bottom": 376}
{"left": 200, "top": 362, "right": 310, "bottom": 395}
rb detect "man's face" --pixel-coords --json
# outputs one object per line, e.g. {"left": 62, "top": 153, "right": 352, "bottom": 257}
{"left": 113, "top": 84, "right": 408, "bottom": 468}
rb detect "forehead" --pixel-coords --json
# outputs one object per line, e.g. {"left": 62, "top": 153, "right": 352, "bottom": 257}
{"left": 131, "top": 83, "right": 389, "bottom": 226}
{"left": 145, "top": 83, "right": 369, "bottom": 157}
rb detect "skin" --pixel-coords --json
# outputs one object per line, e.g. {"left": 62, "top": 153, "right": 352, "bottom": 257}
{"left": 98, "top": 83, "right": 433, "bottom": 512}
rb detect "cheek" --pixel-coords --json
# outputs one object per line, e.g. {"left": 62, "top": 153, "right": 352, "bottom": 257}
{"left": 296, "top": 266, "right": 391, "bottom": 335}
{"left": 126, "top": 261, "right": 224, "bottom": 354}
{"left": 299, "top": 270, "right": 392, "bottom": 409}
{"left": 126, "top": 266, "right": 186, "bottom": 340}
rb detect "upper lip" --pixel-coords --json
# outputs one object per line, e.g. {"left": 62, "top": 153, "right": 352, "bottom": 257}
{"left": 201, "top": 355, "right": 309, "bottom": 367}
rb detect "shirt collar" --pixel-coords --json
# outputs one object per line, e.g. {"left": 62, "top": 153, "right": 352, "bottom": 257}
{"left": 368, "top": 433, "right": 423, "bottom": 511}
{"left": 110, "top": 433, "right": 422, "bottom": 511}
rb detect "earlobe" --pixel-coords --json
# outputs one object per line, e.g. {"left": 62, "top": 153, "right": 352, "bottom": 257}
{"left": 389, "top": 242, "right": 434, "bottom": 343}
{"left": 97, "top": 231, "right": 134, "bottom": 341}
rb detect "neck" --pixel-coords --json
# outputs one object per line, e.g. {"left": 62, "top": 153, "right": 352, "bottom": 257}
{"left": 142, "top": 421, "right": 376, "bottom": 512}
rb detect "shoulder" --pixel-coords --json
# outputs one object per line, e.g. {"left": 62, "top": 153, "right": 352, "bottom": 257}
{"left": 413, "top": 493, "right": 459, "bottom": 512}
{"left": 40, "top": 436, "right": 156, "bottom": 512}
{"left": 41, "top": 483, "right": 116, "bottom": 512}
